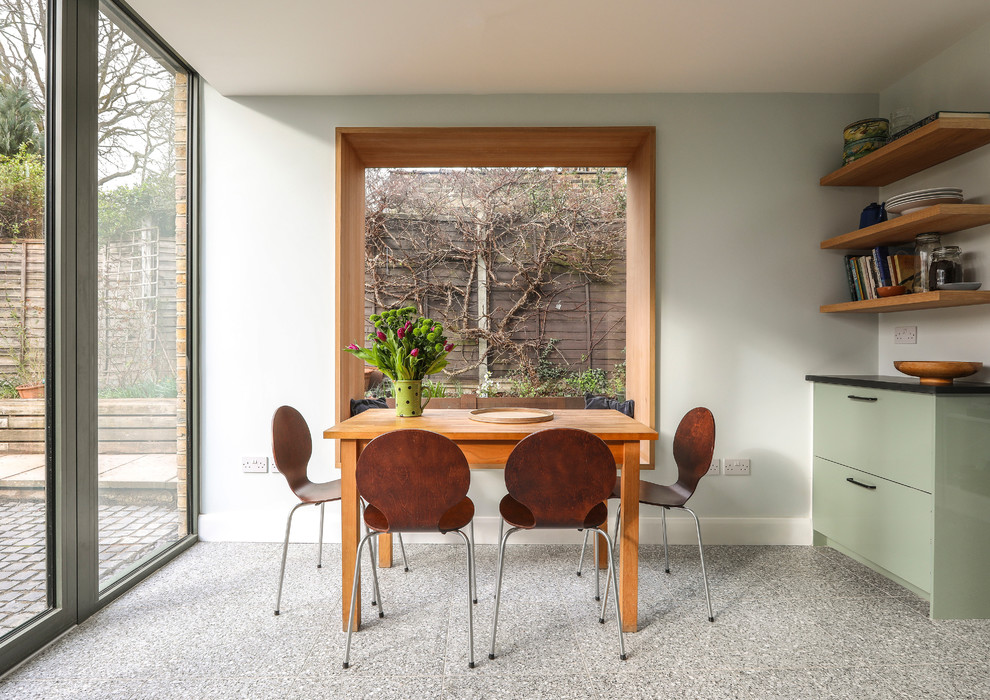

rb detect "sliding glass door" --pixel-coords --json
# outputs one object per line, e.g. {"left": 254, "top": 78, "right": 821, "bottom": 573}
{"left": 95, "top": 5, "right": 190, "bottom": 591}
{"left": 0, "top": 0, "right": 197, "bottom": 672}
{"left": 0, "top": 0, "right": 51, "bottom": 641}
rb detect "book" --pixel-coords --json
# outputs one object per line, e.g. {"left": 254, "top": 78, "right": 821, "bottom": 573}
{"left": 844, "top": 255, "right": 859, "bottom": 301}
{"left": 857, "top": 256, "right": 876, "bottom": 299}
{"left": 872, "top": 246, "right": 892, "bottom": 287}
{"left": 850, "top": 256, "right": 865, "bottom": 300}
{"left": 888, "top": 111, "right": 990, "bottom": 141}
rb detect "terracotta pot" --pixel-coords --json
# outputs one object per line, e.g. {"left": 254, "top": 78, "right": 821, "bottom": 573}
{"left": 16, "top": 382, "right": 44, "bottom": 398}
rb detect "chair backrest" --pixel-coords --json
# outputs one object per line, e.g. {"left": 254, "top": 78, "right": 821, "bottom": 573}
{"left": 357, "top": 429, "right": 470, "bottom": 532}
{"left": 672, "top": 407, "right": 716, "bottom": 495}
{"left": 271, "top": 405, "right": 313, "bottom": 495}
{"left": 504, "top": 428, "right": 616, "bottom": 529}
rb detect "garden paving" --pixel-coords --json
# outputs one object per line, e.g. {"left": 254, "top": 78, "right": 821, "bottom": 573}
{"left": 0, "top": 500, "right": 181, "bottom": 638}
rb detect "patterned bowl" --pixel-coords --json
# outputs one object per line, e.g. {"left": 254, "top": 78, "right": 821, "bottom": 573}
{"left": 844, "top": 118, "right": 890, "bottom": 143}
{"left": 843, "top": 137, "right": 886, "bottom": 164}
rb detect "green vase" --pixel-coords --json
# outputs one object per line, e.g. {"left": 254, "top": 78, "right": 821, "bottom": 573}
{"left": 393, "top": 379, "right": 430, "bottom": 417}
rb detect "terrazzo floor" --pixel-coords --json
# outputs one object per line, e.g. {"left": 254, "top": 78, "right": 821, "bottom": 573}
{"left": 1, "top": 541, "right": 988, "bottom": 699}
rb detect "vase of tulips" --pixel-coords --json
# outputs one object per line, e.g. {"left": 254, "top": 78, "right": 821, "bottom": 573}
{"left": 345, "top": 306, "right": 455, "bottom": 417}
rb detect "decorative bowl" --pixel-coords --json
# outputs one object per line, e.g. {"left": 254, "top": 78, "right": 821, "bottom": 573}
{"left": 894, "top": 360, "right": 983, "bottom": 385}
{"left": 937, "top": 281, "right": 982, "bottom": 291}
{"left": 843, "top": 137, "right": 886, "bottom": 164}
{"left": 876, "top": 285, "right": 906, "bottom": 297}
{"left": 844, "top": 118, "right": 889, "bottom": 143}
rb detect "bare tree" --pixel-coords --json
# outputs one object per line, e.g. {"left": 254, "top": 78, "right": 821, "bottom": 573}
{"left": 0, "top": 0, "right": 175, "bottom": 185}
{"left": 365, "top": 168, "right": 626, "bottom": 387}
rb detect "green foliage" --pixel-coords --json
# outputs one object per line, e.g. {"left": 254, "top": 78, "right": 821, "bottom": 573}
{"left": 345, "top": 306, "right": 456, "bottom": 381}
{"left": 98, "top": 377, "right": 177, "bottom": 399}
{"left": 0, "top": 380, "right": 21, "bottom": 399}
{"left": 422, "top": 379, "right": 449, "bottom": 398}
{"left": 0, "top": 83, "right": 41, "bottom": 157}
{"left": 98, "top": 172, "right": 176, "bottom": 242}
{"left": 0, "top": 144, "right": 44, "bottom": 238}
{"left": 570, "top": 367, "right": 608, "bottom": 396}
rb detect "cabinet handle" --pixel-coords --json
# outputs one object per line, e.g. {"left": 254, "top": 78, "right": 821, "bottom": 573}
{"left": 847, "top": 395, "right": 878, "bottom": 402}
{"left": 846, "top": 477, "right": 877, "bottom": 490}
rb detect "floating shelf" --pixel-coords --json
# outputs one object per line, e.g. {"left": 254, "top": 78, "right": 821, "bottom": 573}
{"left": 820, "top": 290, "right": 990, "bottom": 314}
{"left": 820, "top": 119, "right": 990, "bottom": 187}
{"left": 820, "top": 204, "right": 990, "bottom": 250}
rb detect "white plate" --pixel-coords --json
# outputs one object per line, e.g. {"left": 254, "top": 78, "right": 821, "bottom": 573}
{"left": 887, "top": 196, "right": 964, "bottom": 214}
{"left": 888, "top": 187, "right": 962, "bottom": 199}
{"left": 886, "top": 191, "right": 962, "bottom": 205}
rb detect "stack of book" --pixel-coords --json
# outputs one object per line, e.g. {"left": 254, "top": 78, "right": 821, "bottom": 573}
{"left": 844, "top": 246, "right": 917, "bottom": 301}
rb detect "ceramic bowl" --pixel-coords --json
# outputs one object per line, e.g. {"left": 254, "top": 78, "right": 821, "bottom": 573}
{"left": 876, "top": 285, "right": 906, "bottom": 297}
{"left": 843, "top": 137, "right": 886, "bottom": 164}
{"left": 894, "top": 360, "right": 983, "bottom": 385}
{"left": 844, "top": 118, "right": 890, "bottom": 143}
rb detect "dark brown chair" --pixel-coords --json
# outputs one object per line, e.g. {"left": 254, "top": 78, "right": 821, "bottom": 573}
{"left": 271, "top": 405, "right": 406, "bottom": 615}
{"left": 344, "top": 429, "right": 477, "bottom": 669}
{"left": 489, "top": 428, "right": 626, "bottom": 661}
{"left": 579, "top": 407, "right": 717, "bottom": 622}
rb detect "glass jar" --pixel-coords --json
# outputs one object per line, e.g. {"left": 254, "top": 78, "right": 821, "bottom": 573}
{"left": 928, "top": 246, "right": 963, "bottom": 290}
{"left": 914, "top": 233, "right": 942, "bottom": 292}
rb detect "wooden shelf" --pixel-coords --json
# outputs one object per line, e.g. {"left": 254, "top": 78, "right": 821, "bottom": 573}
{"left": 821, "top": 290, "right": 990, "bottom": 314}
{"left": 820, "top": 118, "right": 990, "bottom": 187}
{"left": 820, "top": 204, "right": 990, "bottom": 249}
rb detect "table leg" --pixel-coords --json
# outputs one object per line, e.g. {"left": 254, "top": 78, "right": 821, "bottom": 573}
{"left": 341, "top": 440, "right": 361, "bottom": 631}
{"left": 619, "top": 441, "right": 640, "bottom": 632}
{"left": 378, "top": 533, "right": 393, "bottom": 568}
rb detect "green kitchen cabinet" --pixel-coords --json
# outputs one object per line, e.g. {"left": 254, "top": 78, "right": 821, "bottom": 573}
{"left": 808, "top": 375, "right": 990, "bottom": 619}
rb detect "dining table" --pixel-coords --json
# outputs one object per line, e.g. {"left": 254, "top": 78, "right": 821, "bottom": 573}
{"left": 324, "top": 407, "right": 659, "bottom": 632}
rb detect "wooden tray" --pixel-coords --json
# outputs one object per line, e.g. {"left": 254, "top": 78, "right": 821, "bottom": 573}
{"left": 468, "top": 408, "right": 554, "bottom": 424}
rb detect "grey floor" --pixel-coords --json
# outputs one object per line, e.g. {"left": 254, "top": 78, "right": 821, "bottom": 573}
{"left": 0, "top": 540, "right": 988, "bottom": 699}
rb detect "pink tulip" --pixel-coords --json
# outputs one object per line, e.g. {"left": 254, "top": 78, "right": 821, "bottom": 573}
{"left": 377, "top": 331, "right": 386, "bottom": 341}
{"left": 347, "top": 344, "right": 359, "bottom": 350}
{"left": 444, "top": 343, "right": 453, "bottom": 352}
{"left": 410, "top": 348, "right": 419, "bottom": 356}
{"left": 397, "top": 328, "right": 405, "bottom": 339}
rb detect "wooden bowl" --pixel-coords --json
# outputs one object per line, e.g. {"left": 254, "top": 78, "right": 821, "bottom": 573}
{"left": 876, "top": 285, "right": 906, "bottom": 297}
{"left": 894, "top": 361, "right": 983, "bottom": 385}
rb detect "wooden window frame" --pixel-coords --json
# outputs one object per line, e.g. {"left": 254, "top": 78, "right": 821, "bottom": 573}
{"left": 335, "top": 127, "right": 656, "bottom": 463}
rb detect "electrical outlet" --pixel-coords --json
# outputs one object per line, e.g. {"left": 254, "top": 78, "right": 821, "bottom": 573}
{"left": 723, "top": 458, "right": 751, "bottom": 476}
{"left": 894, "top": 326, "right": 917, "bottom": 344}
{"left": 241, "top": 456, "right": 269, "bottom": 473}
{"left": 707, "top": 459, "right": 721, "bottom": 476}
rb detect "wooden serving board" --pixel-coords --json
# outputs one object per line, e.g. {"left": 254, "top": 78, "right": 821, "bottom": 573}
{"left": 468, "top": 408, "right": 554, "bottom": 424}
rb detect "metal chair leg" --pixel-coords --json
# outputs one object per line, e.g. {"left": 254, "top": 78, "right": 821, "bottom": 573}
{"left": 397, "top": 533, "right": 410, "bottom": 572}
{"left": 366, "top": 529, "right": 383, "bottom": 615}
{"left": 594, "top": 528, "right": 602, "bottom": 601}
{"left": 274, "top": 502, "right": 307, "bottom": 615}
{"left": 488, "top": 526, "right": 518, "bottom": 660}
{"left": 591, "top": 527, "right": 626, "bottom": 660}
{"left": 661, "top": 507, "right": 670, "bottom": 574}
{"left": 469, "top": 520, "right": 478, "bottom": 604}
{"left": 682, "top": 506, "right": 714, "bottom": 622}
{"left": 576, "top": 528, "right": 590, "bottom": 576}
{"left": 343, "top": 531, "right": 378, "bottom": 669}
{"left": 453, "top": 529, "right": 476, "bottom": 668}
{"left": 317, "top": 502, "right": 325, "bottom": 569}
{"left": 614, "top": 503, "right": 621, "bottom": 540}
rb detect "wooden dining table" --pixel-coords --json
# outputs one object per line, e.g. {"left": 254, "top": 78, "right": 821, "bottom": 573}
{"left": 324, "top": 408, "right": 658, "bottom": 632}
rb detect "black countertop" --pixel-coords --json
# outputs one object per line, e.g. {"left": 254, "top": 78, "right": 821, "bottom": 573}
{"left": 806, "top": 374, "right": 990, "bottom": 395}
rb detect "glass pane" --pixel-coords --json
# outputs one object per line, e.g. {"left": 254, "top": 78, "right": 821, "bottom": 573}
{"left": 363, "top": 168, "right": 627, "bottom": 402}
{"left": 0, "top": 0, "right": 50, "bottom": 637}
{"left": 96, "top": 9, "right": 188, "bottom": 589}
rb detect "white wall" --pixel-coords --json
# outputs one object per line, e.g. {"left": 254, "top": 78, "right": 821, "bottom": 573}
{"left": 877, "top": 22, "right": 990, "bottom": 381}
{"left": 200, "top": 89, "right": 879, "bottom": 544}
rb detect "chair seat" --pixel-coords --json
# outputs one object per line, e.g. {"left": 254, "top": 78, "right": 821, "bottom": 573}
{"left": 499, "top": 494, "right": 608, "bottom": 530}
{"left": 365, "top": 496, "right": 475, "bottom": 533}
{"left": 610, "top": 476, "right": 692, "bottom": 508}
{"left": 293, "top": 479, "right": 342, "bottom": 504}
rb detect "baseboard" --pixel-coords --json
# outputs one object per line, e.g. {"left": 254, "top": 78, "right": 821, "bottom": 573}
{"left": 199, "top": 510, "right": 812, "bottom": 546}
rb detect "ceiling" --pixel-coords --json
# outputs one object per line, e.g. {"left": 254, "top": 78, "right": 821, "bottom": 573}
{"left": 127, "top": 0, "right": 990, "bottom": 96}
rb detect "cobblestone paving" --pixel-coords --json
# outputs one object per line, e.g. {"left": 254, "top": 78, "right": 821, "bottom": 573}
{"left": 0, "top": 500, "right": 180, "bottom": 638}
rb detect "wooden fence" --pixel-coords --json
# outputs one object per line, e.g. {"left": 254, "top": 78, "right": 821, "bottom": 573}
{"left": 0, "top": 398, "right": 178, "bottom": 454}
{"left": 0, "top": 240, "right": 45, "bottom": 386}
